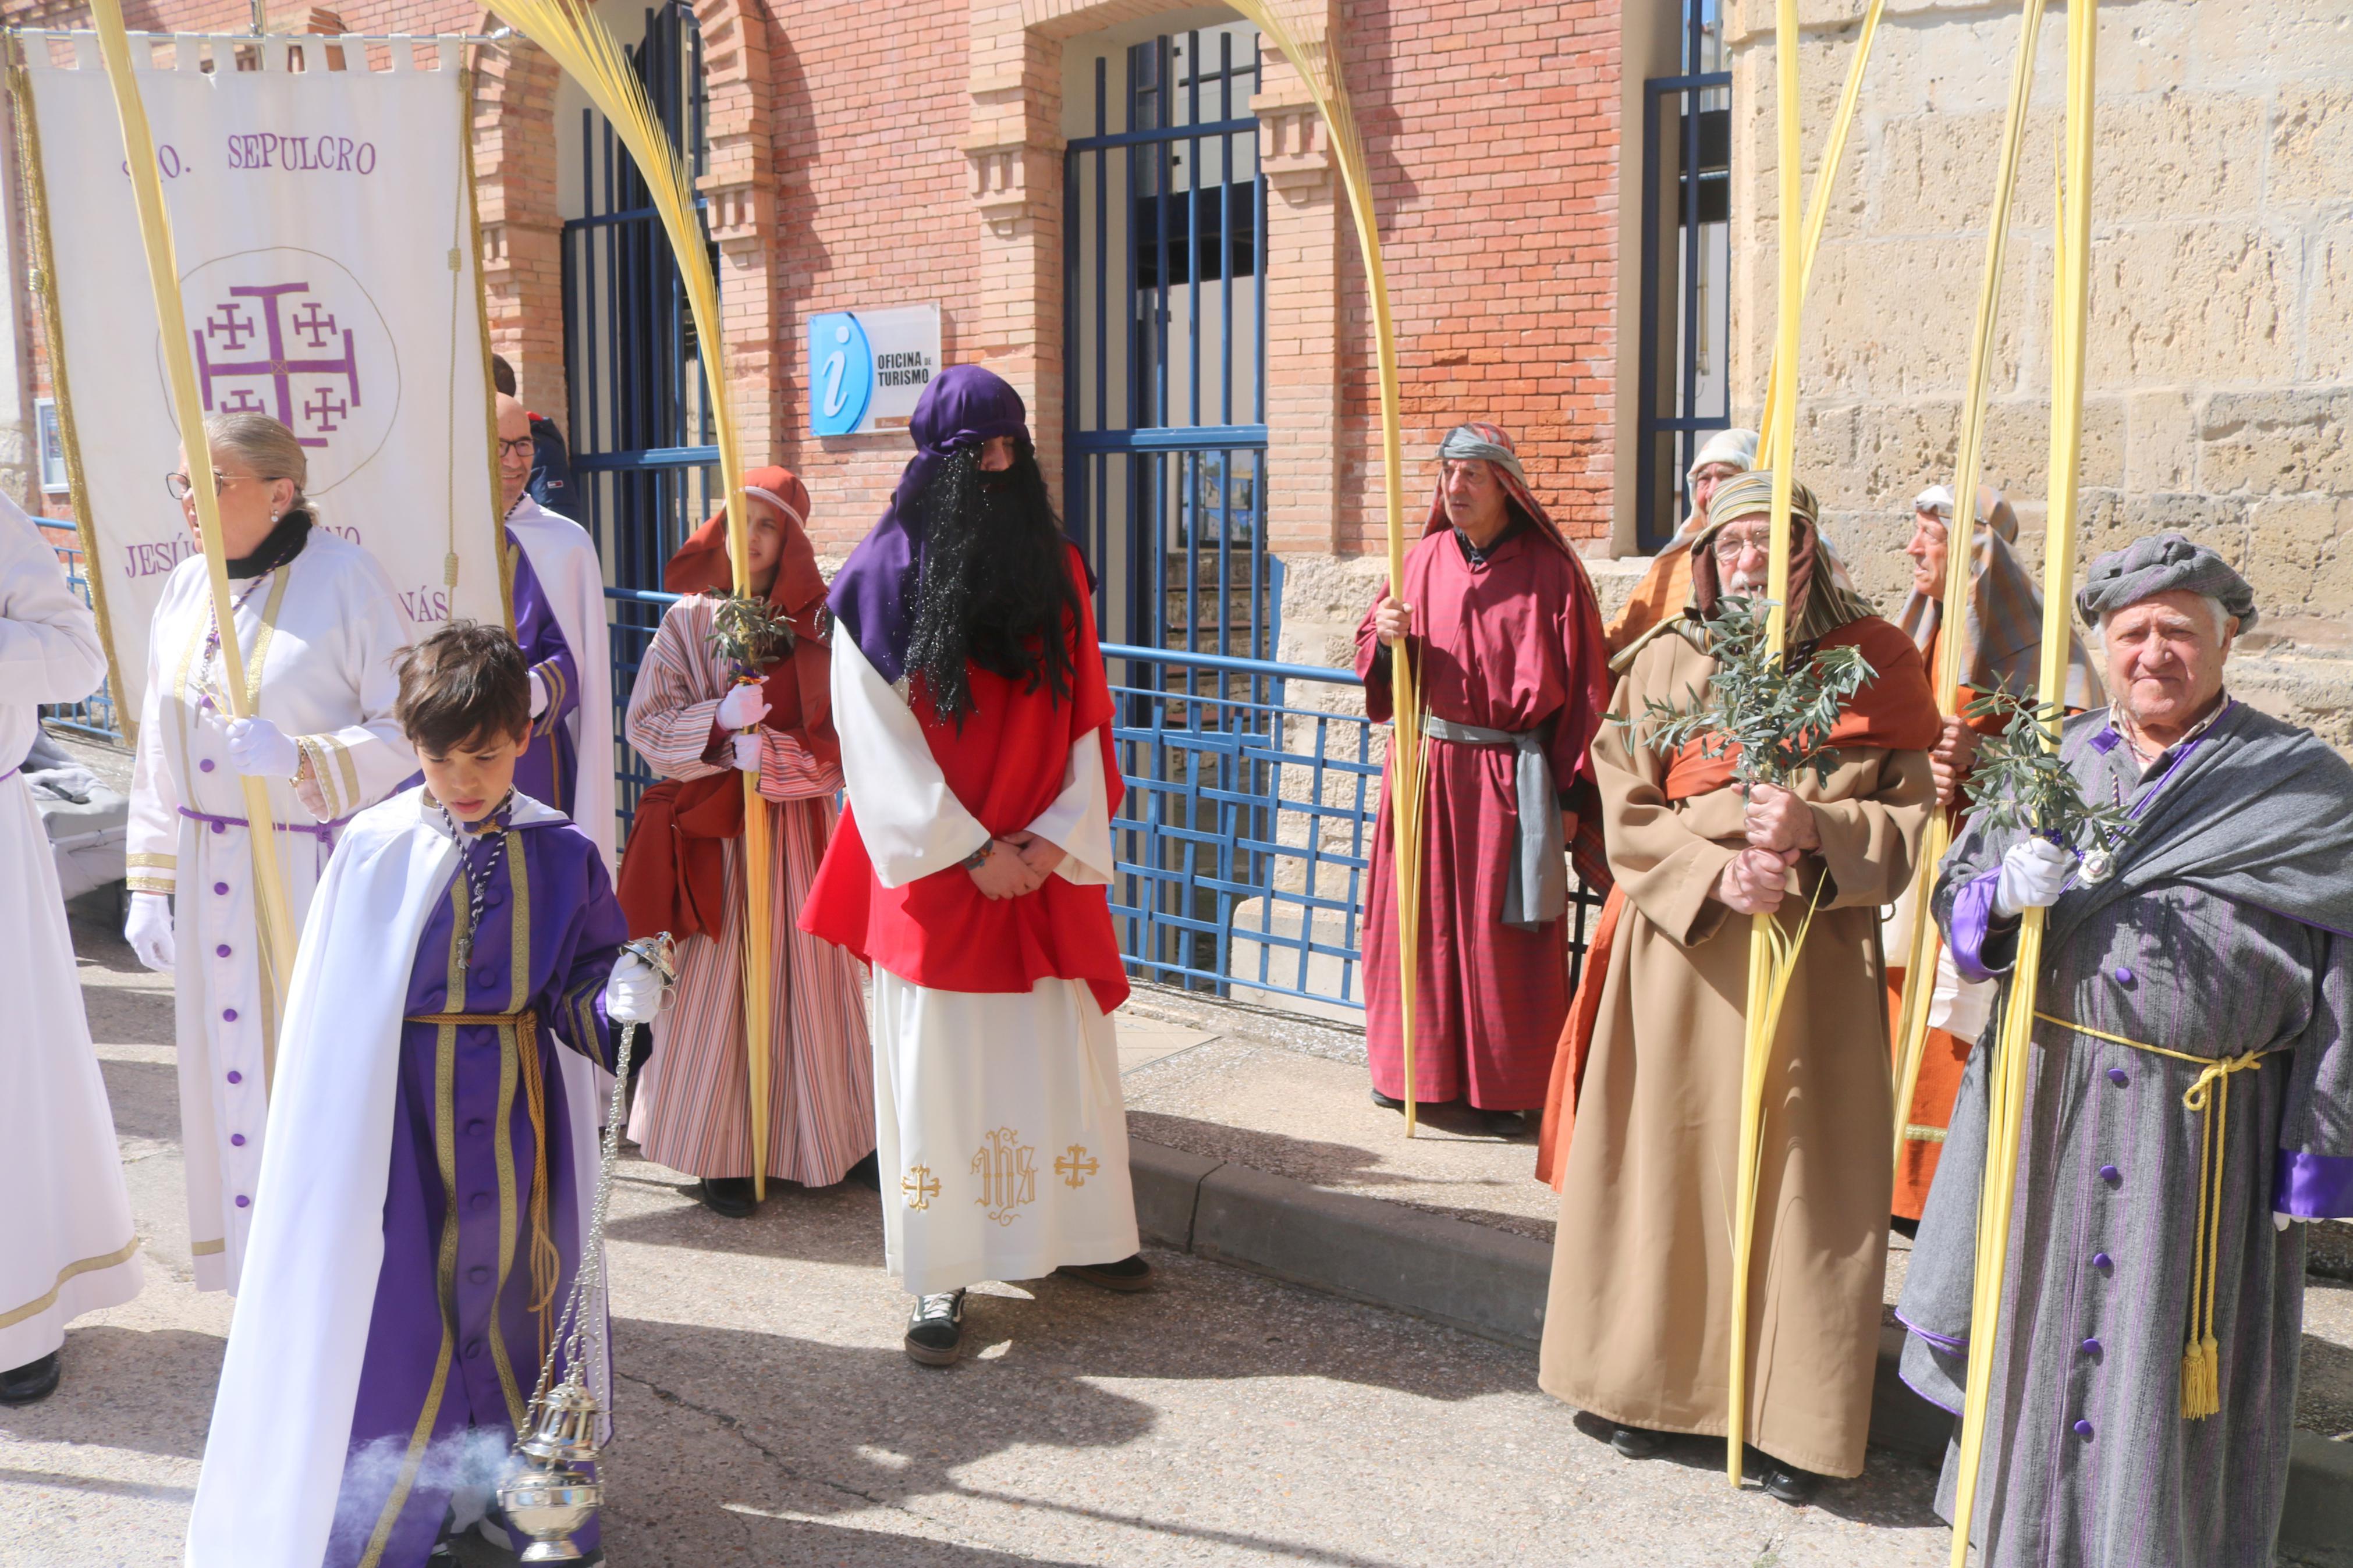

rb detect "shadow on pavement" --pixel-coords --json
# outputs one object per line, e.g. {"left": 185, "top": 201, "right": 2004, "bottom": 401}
{"left": 4, "top": 1325, "right": 226, "bottom": 1464}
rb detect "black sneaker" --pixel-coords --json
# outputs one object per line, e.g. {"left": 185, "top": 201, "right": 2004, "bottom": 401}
{"left": 1370, "top": 1087, "right": 1406, "bottom": 1110}
{"left": 904, "top": 1289, "right": 967, "bottom": 1367}
{"left": 1754, "top": 1457, "right": 1823, "bottom": 1505}
{"left": 1609, "top": 1423, "right": 1665, "bottom": 1459}
{"left": 1479, "top": 1109, "right": 1531, "bottom": 1138}
{"left": 0, "top": 1352, "right": 59, "bottom": 1405}
{"left": 696, "top": 1176, "right": 757, "bottom": 1218}
{"left": 842, "top": 1151, "right": 881, "bottom": 1192}
{"left": 1055, "top": 1255, "right": 1154, "bottom": 1293}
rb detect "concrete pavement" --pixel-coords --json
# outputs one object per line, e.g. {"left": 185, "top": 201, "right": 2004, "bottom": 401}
{"left": 6, "top": 913, "right": 2345, "bottom": 1566}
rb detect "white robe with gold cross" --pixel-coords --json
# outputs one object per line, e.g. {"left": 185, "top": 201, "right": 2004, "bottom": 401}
{"left": 833, "top": 637, "right": 1138, "bottom": 1296}
{"left": 125, "top": 530, "right": 414, "bottom": 1293}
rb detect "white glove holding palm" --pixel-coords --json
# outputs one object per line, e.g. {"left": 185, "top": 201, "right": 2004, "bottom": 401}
{"left": 225, "top": 716, "right": 300, "bottom": 780}
{"left": 715, "top": 684, "right": 769, "bottom": 731}
{"left": 126, "top": 891, "right": 176, "bottom": 973}
{"left": 730, "top": 732, "right": 762, "bottom": 773}
{"left": 1992, "top": 837, "right": 2072, "bottom": 919}
{"left": 602, "top": 950, "right": 668, "bottom": 1025}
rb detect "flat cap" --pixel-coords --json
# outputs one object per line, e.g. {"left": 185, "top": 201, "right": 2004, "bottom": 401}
{"left": 2075, "top": 532, "right": 2256, "bottom": 630}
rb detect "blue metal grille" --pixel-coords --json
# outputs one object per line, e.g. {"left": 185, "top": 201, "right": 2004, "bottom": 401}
{"left": 561, "top": 0, "right": 716, "bottom": 835}
{"left": 43, "top": 532, "right": 122, "bottom": 742}
{"left": 1064, "top": 27, "right": 1271, "bottom": 662}
{"left": 1636, "top": 0, "right": 1732, "bottom": 549}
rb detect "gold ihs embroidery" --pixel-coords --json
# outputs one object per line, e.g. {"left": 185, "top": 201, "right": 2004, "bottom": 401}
{"left": 971, "top": 1127, "right": 1037, "bottom": 1226}
{"left": 1055, "top": 1144, "right": 1099, "bottom": 1189}
{"left": 901, "top": 1164, "right": 941, "bottom": 1211}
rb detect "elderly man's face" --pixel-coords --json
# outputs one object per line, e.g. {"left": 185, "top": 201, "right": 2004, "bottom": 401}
{"left": 2102, "top": 588, "right": 2235, "bottom": 738}
{"left": 1904, "top": 509, "right": 1949, "bottom": 596}
{"left": 1690, "top": 461, "right": 1741, "bottom": 522}
{"left": 495, "top": 396, "right": 534, "bottom": 513}
{"left": 1441, "top": 457, "right": 1509, "bottom": 538}
{"left": 1711, "top": 517, "right": 1774, "bottom": 595}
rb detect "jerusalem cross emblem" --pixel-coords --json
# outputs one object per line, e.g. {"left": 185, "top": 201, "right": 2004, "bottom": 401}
{"left": 1054, "top": 1144, "right": 1099, "bottom": 1190}
{"left": 193, "top": 282, "right": 362, "bottom": 450}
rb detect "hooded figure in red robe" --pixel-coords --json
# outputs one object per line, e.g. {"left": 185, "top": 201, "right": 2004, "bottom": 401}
{"left": 1355, "top": 423, "right": 1610, "bottom": 1130}
{"left": 801, "top": 366, "right": 1146, "bottom": 1369}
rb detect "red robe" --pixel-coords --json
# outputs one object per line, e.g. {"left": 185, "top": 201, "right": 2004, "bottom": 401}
{"left": 800, "top": 545, "right": 1129, "bottom": 1013}
{"left": 1356, "top": 524, "right": 1609, "bottom": 1110}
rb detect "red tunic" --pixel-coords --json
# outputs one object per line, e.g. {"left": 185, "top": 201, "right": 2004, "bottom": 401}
{"left": 1356, "top": 524, "right": 1609, "bottom": 1110}
{"left": 800, "top": 545, "right": 1130, "bottom": 1012}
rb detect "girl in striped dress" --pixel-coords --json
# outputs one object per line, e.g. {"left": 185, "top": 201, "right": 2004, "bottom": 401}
{"left": 619, "top": 470, "right": 875, "bottom": 1215}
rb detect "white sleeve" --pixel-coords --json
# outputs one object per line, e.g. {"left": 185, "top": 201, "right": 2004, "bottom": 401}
{"left": 1024, "top": 726, "right": 1113, "bottom": 887}
{"left": 831, "top": 631, "right": 989, "bottom": 889}
{"left": 126, "top": 595, "right": 183, "bottom": 896}
{"left": 0, "top": 498, "right": 105, "bottom": 704}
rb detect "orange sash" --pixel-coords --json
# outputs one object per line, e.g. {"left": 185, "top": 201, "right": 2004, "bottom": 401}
{"left": 1535, "top": 614, "right": 1938, "bottom": 1189}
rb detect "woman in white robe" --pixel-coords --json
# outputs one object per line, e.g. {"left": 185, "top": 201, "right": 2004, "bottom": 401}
{"left": 123, "top": 414, "right": 414, "bottom": 1294}
{"left": 0, "top": 492, "right": 140, "bottom": 1403}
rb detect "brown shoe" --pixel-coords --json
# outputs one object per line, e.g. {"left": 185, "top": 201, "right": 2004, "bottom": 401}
{"left": 1055, "top": 1254, "right": 1154, "bottom": 1293}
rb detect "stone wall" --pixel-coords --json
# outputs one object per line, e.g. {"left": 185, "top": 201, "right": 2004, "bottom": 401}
{"left": 1722, "top": 0, "right": 2353, "bottom": 714}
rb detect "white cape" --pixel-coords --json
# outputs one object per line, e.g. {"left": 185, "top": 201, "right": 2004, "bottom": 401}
{"left": 186, "top": 787, "right": 587, "bottom": 1568}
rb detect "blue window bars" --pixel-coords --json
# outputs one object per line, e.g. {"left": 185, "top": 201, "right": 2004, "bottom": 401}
{"left": 42, "top": 532, "right": 121, "bottom": 742}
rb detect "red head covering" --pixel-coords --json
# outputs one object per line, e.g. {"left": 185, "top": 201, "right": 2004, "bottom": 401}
{"left": 618, "top": 469, "right": 835, "bottom": 940}
{"left": 661, "top": 466, "right": 835, "bottom": 765}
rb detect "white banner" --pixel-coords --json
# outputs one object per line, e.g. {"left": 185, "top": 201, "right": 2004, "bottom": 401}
{"left": 22, "top": 33, "right": 503, "bottom": 733}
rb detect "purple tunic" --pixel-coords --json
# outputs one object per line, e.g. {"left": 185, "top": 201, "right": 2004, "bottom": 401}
{"left": 325, "top": 816, "right": 624, "bottom": 1567}
{"left": 507, "top": 529, "right": 580, "bottom": 816}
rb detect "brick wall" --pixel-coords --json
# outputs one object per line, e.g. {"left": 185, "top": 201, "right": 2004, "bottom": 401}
{"left": 3, "top": 0, "right": 1631, "bottom": 576}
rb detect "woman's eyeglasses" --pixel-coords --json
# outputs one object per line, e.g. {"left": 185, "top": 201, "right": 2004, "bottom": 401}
{"left": 166, "top": 471, "right": 231, "bottom": 501}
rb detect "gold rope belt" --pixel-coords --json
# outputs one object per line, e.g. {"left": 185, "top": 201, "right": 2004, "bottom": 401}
{"left": 404, "top": 1009, "right": 562, "bottom": 1364}
{"left": 2034, "top": 1011, "right": 2284, "bottom": 1421}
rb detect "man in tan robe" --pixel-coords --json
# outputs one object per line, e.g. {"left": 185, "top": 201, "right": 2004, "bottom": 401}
{"left": 1538, "top": 471, "right": 1939, "bottom": 1501}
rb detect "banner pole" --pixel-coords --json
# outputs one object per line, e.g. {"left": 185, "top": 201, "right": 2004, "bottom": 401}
{"left": 85, "top": 2, "right": 301, "bottom": 1053}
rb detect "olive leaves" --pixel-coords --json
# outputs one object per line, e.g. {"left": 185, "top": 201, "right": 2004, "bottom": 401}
{"left": 1620, "top": 596, "right": 1875, "bottom": 788}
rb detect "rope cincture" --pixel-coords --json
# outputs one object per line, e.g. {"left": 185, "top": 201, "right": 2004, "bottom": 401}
{"left": 404, "top": 1006, "right": 563, "bottom": 1366}
{"left": 2033, "top": 1011, "right": 2283, "bottom": 1421}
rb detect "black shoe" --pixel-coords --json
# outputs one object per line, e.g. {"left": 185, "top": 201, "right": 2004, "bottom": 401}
{"left": 1609, "top": 1423, "right": 1665, "bottom": 1459}
{"left": 1371, "top": 1087, "right": 1405, "bottom": 1110}
{"left": 843, "top": 1151, "right": 881, "bottom": 1192}
{"left": 0, "top": 1352, "right": 59, "bottom": 1405}
{"left": 1755, "top": 1459, "right": 1823, "bottom": 1505}
{"left": 904, "top": 1289, "right": 967, "bottom": 1367}
{"left": 696, "top": 1176, "right": 757, "bottom": 1218}
{"left": 1055, "top": 1254, "right": 1154, "bottom": 1293}
{"left": 1479, "top": 1108, "right": 1531, "bottom": 1138}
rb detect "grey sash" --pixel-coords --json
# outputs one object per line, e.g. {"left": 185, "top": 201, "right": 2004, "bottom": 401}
{"left": 1421, "top": 714, "right": 1566, "bottom": 930}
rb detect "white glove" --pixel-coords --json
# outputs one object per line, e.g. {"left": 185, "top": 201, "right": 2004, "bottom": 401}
{"left": 125, "top": 891, "right": 176, "bottom": 973}
{"left": 2275, "top": 1211, "right": 2313, "bottom": 1232}
{"left": 528, "top": 670, "right": 549, "bottom": 719}
{"left": 225, "top": 716, "right": 300, "bottom": 780}
{"left": 715, "top": 684, "right": 769, "bottom": 731}
{"left": 602, "top": 951, "right": 666, "bottom": 1025}
{"left": 1992, "top": 837, "right": 2072, "bottom": 919}
{"left": 731, "top": 731, "right": 762, "bottom": 773}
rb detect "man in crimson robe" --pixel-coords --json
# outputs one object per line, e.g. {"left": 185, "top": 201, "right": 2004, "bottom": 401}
{"left": 801, "top": 366, "right": 1145, "bottom": 1368}
{"left": 1357, "top": 424, "right": 1610, "bottom": 1134}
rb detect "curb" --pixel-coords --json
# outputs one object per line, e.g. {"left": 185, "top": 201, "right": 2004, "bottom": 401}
{"left": 1128, "top": 1136, "right": 2350, "bottom": 1556}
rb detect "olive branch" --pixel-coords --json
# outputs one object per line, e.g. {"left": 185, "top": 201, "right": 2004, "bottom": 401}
{"left": 1960, "top": 690, "right": 2135, "bottom": 858}
{"left": 1618, "top": 595, "right": 1875, "bottom": 788}
{"left": 705, "top": 591, "right": 793, "bottom": 677}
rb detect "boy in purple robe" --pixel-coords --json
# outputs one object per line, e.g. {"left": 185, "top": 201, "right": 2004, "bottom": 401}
{"left": 186, "top": 623, "right": 667, "bottom": 1568}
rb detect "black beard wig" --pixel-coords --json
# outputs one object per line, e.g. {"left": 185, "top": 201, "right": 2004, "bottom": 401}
{"left": 903, "top": 439, "right": 1082, "bottom": 726}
